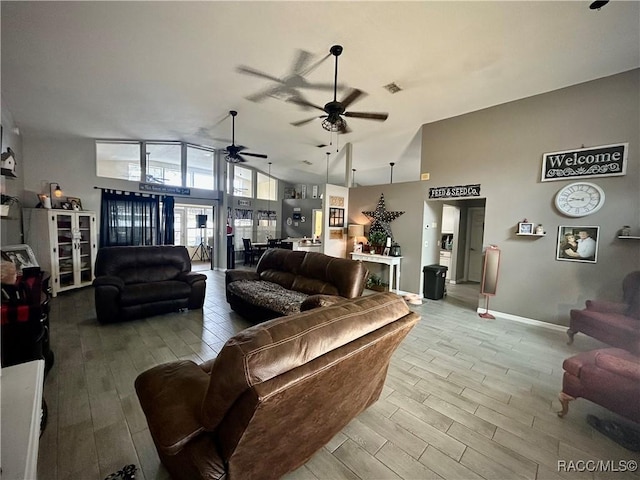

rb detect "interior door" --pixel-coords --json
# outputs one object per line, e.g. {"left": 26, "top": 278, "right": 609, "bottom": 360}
{"left": 466, "top": 207, "right": 485, "bottom": 282}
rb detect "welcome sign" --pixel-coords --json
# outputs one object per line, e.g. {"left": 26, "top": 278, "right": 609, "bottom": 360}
{"left": 541, "top": 143, "right": 627, "bottom": 182}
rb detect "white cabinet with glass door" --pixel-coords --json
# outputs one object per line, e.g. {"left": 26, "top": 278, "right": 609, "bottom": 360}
{"left": 23, "top": 209, "right": 97, "bottom": 296}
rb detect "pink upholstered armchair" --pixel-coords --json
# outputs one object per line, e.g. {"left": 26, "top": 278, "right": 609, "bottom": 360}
{"left": 567, "top": 271, "right": 640, "bottom": 354}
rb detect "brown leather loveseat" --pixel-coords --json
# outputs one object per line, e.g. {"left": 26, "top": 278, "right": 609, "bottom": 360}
{"left": 135, "top": 292, "right": 419, "bottom": 480}
{"left": 93, "top": 245, "right": 206, "bottom": 324}
{"left": 225, "top": 248, "right": 369, "bottom": 322}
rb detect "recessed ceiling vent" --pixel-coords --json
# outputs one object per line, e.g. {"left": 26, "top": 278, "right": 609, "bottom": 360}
{"left": 383, "top": 82, "right": 402, "bottom": 94}
{"left": 302, "top": 160, "right": 313, "bottom": 165}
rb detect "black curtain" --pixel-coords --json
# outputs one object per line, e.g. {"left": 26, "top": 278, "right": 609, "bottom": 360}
{"left": 99, "top": 190, "right": 160, "bottom": 247}
{"left": 162, "top": 196, "right": 175, "bottom": 245}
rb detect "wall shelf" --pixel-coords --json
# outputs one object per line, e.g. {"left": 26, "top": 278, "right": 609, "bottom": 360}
{"left": 516, "top": 233, "right": 546, "bottom": 237}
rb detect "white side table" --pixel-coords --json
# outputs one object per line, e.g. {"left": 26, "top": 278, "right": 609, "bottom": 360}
{"left": 350, "top": 252, "right": 403, "bottom": 294}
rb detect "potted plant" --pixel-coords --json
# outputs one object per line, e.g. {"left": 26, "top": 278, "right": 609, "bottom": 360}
{"left": 0, "top": 194, "right": 19, "bottom": 217}
{"left": 368, "top": 231, "right": 387, "bottom": 254}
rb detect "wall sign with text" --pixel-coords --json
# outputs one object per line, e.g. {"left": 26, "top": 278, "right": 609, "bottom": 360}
{"left": 429, "top": 184, "right": 481, "bottom": 199}
{"left": 541, "top": 143, "right": 627, "bottom": 182}
{"left": 139, "top": 183, "right": 191, "bottom": 195}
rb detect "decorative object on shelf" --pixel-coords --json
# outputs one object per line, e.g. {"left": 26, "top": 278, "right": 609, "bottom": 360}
{"left": 365, "top": 273, "right": 388, "bottom": 292}
{"left": 1, "top": 147, "right": 17, "bottom": 177}
{"left": 517, "top": 220, "right": 534, "bottom": 235}
{"left": 367, "top": 230, "right": 387, "bottom": 254}
{"left": 67, "top": 197, "right": 83, "bottom": 211}
{"left": 49, "top": 182, "right": 63, "bottom": 208}
{"left": 390, "top": 242, "right": 402, "bottom": 257}
{"left": 36, "top": 193, "right": 51, "bottom": 209}
{"left": 556, "top": 226, "right": 599, "bottom": 263}
{"left": 362, "top": 194, "right": 404, "bottom": 240}
{"left": 554, "top": 182, "right": 605, "bottom": 217}
{"left": 347, "top": 224, "right": 366, "bottom": 252}
{"left": 1, "top": 194, "right": 19, "bottom": 217}
{"left": 535, "top": 224, "right": 545, "bottom": 235}
{"left": 621, "top": 225, "right": 632, "bottom": 236}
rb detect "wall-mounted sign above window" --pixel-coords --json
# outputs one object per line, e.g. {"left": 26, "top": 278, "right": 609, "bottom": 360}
{"left": 429, "top": 184, "right": 481, "bottom": 199}
{"left": 238, "top": 199, "right": 251, "bottom": 207}
{"left": 139, "top": 183, "right": 191, "bottom": 195}
{"left": 541, "top": 143, "right": 627, "bottom": 182}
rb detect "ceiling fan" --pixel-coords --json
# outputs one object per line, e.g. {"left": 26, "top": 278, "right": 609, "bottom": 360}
{"left": 289, "top": 45, "right": 389, "bottom": 134}
{"left": 224, "top": 110, "right": 268, "bottom": 163}
{"left": 237, "top": 49, "right": 336, "bottom": 105}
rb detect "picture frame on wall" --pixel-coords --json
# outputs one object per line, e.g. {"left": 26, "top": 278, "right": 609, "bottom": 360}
{"left": 556, "top": 226, "right": 599, "bottom": 263}
{"left": 328, "top": 207, "right": 344, "bottom": 227}
{"left": 518, "top": 222, "right": 534, "bottom": 234}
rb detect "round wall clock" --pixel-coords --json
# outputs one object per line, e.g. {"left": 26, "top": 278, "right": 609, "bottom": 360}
{"left": 554, "top": 182, "right": 605, "bottom": 217}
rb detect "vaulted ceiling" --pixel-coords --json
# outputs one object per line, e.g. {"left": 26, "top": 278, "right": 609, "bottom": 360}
{"left": 2, "top": 1, "right": 638, "bottom": 186}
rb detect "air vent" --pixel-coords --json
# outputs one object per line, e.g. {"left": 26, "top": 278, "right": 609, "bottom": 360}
{"left": 302, "top": 160, "right": 313, "bottom": 165}
{"left": 383, "top": 82, "right": 402, "bottom": 94}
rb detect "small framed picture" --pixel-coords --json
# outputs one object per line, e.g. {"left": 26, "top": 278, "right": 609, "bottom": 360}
{"left": 2, "top": 244, "right": 39, "bottom": 272}
{"left": 67, "top": 197, "right": 83, "bottom": 211}
{"left": 518, "top": 222, "right": 534, "bottom": 234}
{"left": 61, "top": 202, "right": 72, "bottom": 210}
{"left": 556, "top": 226, "right": 599, "bottom": 263}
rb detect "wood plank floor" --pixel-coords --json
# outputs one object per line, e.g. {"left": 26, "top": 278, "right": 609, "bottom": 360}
{"left": 36, "top": 269, "right": 640, "bottom": 480}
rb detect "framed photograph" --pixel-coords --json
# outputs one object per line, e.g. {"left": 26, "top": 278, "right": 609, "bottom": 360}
{"left": 518, "top": 222, "right": 534, "bottom": 234}
{"left": 556, "top": 226, "right": 599, "bottom": 263}
{"left": 328, "top": 208, "right": 344, "bottom": 227}
{"left": 61, "top": 201, "right": 72, "bottom": 210}
{"left": 2, "top": 244, "right": 39, "bottom": 272}
{"left": 67, "top": 196, "right": 83, "bottom": 211}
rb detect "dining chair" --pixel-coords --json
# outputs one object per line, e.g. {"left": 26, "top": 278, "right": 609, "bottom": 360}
{"left": 242, "top": 238, "right": 258, "bottom": 266}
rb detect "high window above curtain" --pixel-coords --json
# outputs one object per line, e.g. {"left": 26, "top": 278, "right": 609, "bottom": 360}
{"left": 99, "top": 190, "right": 161, "bottom": 247}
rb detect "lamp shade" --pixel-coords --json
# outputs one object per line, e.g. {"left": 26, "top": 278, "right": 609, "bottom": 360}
{"left": 348, "top": 224, "right": 364, "bottom": 238}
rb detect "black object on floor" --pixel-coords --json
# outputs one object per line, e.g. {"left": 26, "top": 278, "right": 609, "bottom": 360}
{"left": 587, "top": 414, "right": 640, "bottom": 452}
{"left": 104, "top": 464, "right": 137, "bottom": 480}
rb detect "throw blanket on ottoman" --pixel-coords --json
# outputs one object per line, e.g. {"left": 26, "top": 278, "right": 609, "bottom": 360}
{"left": 227, "top": 280, "right": 309, "bottom": 316}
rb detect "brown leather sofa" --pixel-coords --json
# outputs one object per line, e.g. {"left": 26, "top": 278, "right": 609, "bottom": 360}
{"left": 93, "top": 246, "right": 206, "bottom": 324}
{"left": 225, "top": 248, "right": 369, "bottom": 322}
{"left": 567, "top": 271, "right": 640, "bottom": 353}
{"left": 558, "top": 347, "right": 640, "bottom": 423}
{"left": 135, "top": 292, "right": 419, "bottom": 480}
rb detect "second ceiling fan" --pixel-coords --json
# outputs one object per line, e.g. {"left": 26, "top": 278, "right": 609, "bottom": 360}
{"left": 224, "top": 110, "right": 268, "bottom": 163}
{"left": 290, "top": 45, "right": 389, "bottom": 134}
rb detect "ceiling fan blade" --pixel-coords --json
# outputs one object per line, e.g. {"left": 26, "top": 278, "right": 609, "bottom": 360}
{"left": 339, "top": 122, "right": 352, "bottom": 135}
{"left": 236, "top": 66, "right": 282, "bottom": 83}
{"left": 300, "top": 52, "right": 331, "bottom": 76}
{"left": 291, "top": 116, "right": 325, "bottom": 127}
{"left": 287, "top": 97, "right": 326, "bottom": 112}
{"left": 343, "top": 111, "right": 389, "bottom": 121}
{"left": 241, "top": 152, "right": 268, "bottom": 159}
{"left": 291, "top": 50, "right": 314, "bottom": 75}
{"left": 340, "top": 89, "right": 365, "bottom": 109}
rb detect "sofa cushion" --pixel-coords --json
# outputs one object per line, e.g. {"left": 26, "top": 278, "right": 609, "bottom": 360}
{"left": 200, "top": 292, "right": 414, "bottom": 430}
{"left": 227, "top": 280, "right": 309, "bottom": 316}
{"left": 95, "top": 245, "right": 191, "bottom": 284}
{"left": 121, "top": 280, "right": 192, "bottom": 306}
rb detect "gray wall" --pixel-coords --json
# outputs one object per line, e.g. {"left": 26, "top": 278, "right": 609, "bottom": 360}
{"left": 350, "top": 69, "right": 639, "bottom": 326}
{"left": 282, "top": 198, "right": 322, "bottom": 238}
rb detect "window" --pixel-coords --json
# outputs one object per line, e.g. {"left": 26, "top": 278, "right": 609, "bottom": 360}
{"left": 96, "top": 141, "right": 141, "bottom": 181}
{"left": 232, "top": 165, "right": 252, "bottom": 198}
{"left": 187, "top": 145, "right": 214, "bottom": 189}
{"left": 96, "top": 140, "right": 217, "bottom": 191}
{"left": 146, "top": 142, "right": 182, "bottom": 185}
{"left": 233, "top": 209, "right": 253, "bottom": 250}
{"left": 256, "top": 171, "right": 277, "bottom": 201}
{"left": 256, "top": 210, "right": 277, "bottom": 243}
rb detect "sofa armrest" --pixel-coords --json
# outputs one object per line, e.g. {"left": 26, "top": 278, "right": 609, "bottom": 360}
{"left": 177, "top": 271, "right": 207, "bottom": 286}
{"left": 93, "top": 275, "right": 125, "bottom": 290}
{"left": 300, "top": 294, "right": 347, "bottom": 312}
{"left": 585, "top": 299, "right": 629, "bottom": 315}
{"left": 225, "top": 270, "right": 259, "bottom": 285}
{"left": 595, "top": 351, "right": 640, "bottom": 381}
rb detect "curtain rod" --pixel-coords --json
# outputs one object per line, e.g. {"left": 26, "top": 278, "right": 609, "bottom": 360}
{"left": 93, "top": 186, "right": 165, "bottom": 198}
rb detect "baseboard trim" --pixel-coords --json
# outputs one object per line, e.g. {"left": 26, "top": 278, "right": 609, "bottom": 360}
{"left": 476, "top": 308, "right": 567, "bottom": 332}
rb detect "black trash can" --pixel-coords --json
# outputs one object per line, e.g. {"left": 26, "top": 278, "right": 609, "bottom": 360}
{"left": 423, "top": 264, "right": 448, "bottom": 300}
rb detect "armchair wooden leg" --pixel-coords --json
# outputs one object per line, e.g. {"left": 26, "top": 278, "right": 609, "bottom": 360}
{"left": 557, "top": 391, "right": 575, "bottom": 417}
{"left": 566, "top": 329, "right": 576, "bottom": 345}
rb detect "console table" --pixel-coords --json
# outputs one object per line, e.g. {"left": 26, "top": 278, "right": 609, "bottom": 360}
{"left": 350, "top": 252, "right": 403, "bottom": 294}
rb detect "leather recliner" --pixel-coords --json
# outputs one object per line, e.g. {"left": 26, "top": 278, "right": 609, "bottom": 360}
{"left": 93, "top": 245, "right": 206, "bottom": 323}
{"left": 135, "top": 292, "right": 419, "bottom": 480}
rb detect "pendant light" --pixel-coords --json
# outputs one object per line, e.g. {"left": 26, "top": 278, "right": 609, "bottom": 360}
{"left": 389, "top": 162, "right": 395, "bottom": 184}
{"left": 326, "top": 152, "right": 330, "bottom": 183}
{"left": 352, "top": 168, "right": 356, "bottom": 187}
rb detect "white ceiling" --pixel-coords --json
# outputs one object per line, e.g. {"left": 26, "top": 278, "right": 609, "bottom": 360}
{"left": 2, "top": 1, "right": 639, "bottom": 187}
